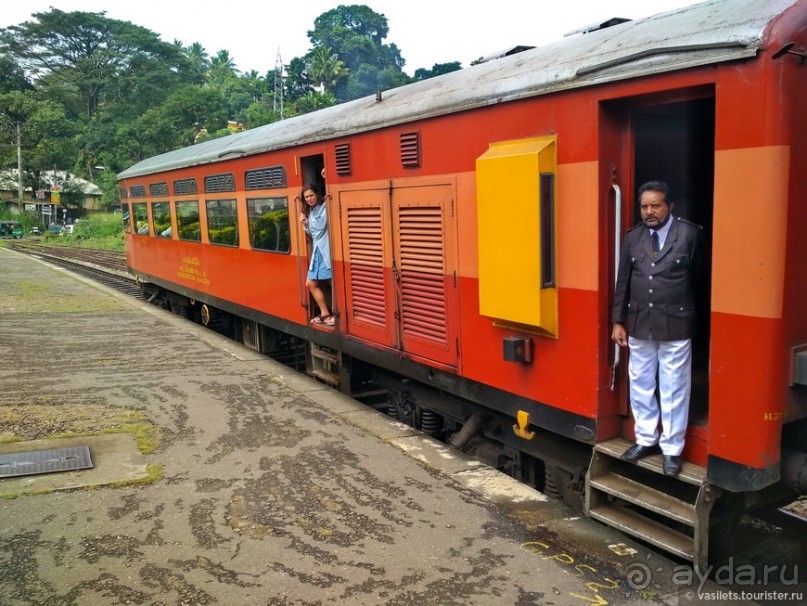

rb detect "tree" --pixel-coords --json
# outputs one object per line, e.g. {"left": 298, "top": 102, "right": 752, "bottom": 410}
{"left": 0, "top": 9, "right": 189, "bottom": 120}
{"left": 0, "top": 89, "right": 81, "bottom": 208}
{"left": 0, "top": 56, "right": 31, "bottom": 93}
{"left": 183, "top": 42, "right": 210, "bottom": 85}
{"left": 294, "top": 91, "right": 338, "bottom": 115}
{"left": 284, "top": 57, "right": 313, "bottom": 102}
{"left": 307, "top": 47, "right": 349, "bottom": 94}
{"left": 306, "top": 5, "right": 407, "bottom": 101}
{"left": 414, "top": 62, "right": 462, "bottom": 81}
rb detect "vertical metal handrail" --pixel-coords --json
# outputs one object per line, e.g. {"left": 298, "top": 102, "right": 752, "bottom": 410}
{"left": 610, "top": 183, "right": 622, "bottom": 391}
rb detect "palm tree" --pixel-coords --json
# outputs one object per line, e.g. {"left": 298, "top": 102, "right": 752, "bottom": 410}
{"left": 184, "top": 42, "right": 210, "bottom": 84}
{"left": 307, "top": 47, "right": 348, "bottom": 94}
{"left": 211, "top": 50, "right": 236, "bottom": 72}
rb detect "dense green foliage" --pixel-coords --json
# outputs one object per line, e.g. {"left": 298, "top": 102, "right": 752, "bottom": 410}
{"left": 0, "top": 6, "right": 463, "bottom": 212}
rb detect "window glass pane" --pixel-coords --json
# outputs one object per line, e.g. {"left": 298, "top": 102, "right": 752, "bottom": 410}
{"left": 206, "top": 199, "right": 238, "bottom": 246}
{"left": 540, "top": 173, "right": 555, "bottom": 288}
{"left": 152, "top": 201, "right": 172, "bottom": 238}
{"left": 133, "top": 203, "right": 149, "bottom": 235}
{"left": 121, "top": 202, "right": 131, "bottom": 234}
{"left": 177, "top": 201, "right": 200, "bottom": 242}
{"left": 247, "top": 197, "right": 290, "bottom": 253}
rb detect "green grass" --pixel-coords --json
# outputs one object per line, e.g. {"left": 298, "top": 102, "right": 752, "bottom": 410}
{"left": 1, "top": 209, "right": 125, "bottom": 250}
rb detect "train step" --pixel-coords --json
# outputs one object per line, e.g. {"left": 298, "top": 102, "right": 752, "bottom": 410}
{"left": 308, "top": 368, "right": 340, "bottom": 386}
{"left": 585, "top": 438, "right": 721, "bottom": 571}
{"left": 308, "top": 343, "right": 343, "bottom": 388}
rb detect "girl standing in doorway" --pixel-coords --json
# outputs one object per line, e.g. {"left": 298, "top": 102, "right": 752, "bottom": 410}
{"left": 299, "top": 183, "right": 334, "bottom": 326}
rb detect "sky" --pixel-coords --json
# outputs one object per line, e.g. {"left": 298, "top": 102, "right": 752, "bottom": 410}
{"left": 0, "top": 0, "right": 704, "bottom": 75}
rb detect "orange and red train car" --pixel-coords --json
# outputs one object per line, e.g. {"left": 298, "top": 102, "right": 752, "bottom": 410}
{"left": 118, "top": 0, "right": 807, "bottom": 568}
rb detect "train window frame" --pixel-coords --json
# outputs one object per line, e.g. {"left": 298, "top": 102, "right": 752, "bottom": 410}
{"left": 176, "top": 200, "right": 201, "bottom": 243}
{"left": 151, "top": 201, "right": 172, "bottom": 239}
{"left": 121, "top": 202, "right": 131, "bottom": 234}
{"left": 132, "top": 202, "right": 149, "bottom": 236}
{"left": 206, "top": 198, "right": 239, "bottom": 247}
{"left": 246, "top": 197, "right": 291, "bottom": 254}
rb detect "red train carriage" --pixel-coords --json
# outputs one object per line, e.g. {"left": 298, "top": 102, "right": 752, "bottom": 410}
{"left": 118, "top": 0, "right": 807, "bottom": 569}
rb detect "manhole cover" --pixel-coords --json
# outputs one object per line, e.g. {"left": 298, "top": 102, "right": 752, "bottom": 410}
{"left": 0, "top": 446, "right": 93, "bottom": 478}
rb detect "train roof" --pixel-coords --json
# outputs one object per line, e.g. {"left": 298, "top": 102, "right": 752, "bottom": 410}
{"left": 118, "top": 0, "right": 801, "bottom": 180}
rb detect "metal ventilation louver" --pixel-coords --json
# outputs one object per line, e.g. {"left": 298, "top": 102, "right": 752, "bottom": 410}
{"left": 129, "top": 185, "right": 147, "bottom": 198}
{"left": 204, "top": 173, "right": 235, "bottom": 193}
{"left": 173, "top": 178, "right": 198, "bottom": 196}
{"left": 149, "top": 182, "right": 169, "bottom": 198}
{"left": 335, "top": 143, "right": 352, "bottom": 176}
{"left": 245, "top": 166, "right": 287, "bottom": 190}
{"left": 400, "top": 132, "right": 421, "bottom": 168}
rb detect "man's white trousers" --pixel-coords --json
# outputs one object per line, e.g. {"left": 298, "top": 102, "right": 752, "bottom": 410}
{"left": 627, "top": 336, "right": 692, "bottom": 457}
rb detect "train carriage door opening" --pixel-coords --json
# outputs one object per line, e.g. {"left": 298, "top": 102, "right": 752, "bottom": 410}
{"left": 605, "top": 93, "right": 714, "bottom": 426}
{"left": 300, "top": 154, "right": 333, "bottom": 321}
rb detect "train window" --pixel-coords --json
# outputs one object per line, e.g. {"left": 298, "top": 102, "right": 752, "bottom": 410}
{"left": 118, "top": 187, "right": 128, "bottom": 199}
{"left": 121, "top": 202, "right": 131, "bottom": 234}
{"left": 540, "top": 173, "right": 555, "bottom": 288}
{"left": 177, "top": 201, "right": 201, "bottom": 242}
{"left": 132, "top": 203, "right": 149, "bottom": 236}
{"left": 247, "top": 197, "right": 290, "bottom": 253}
{"left": 151, "top": 202, "right": 172, "bottom": 238}
{"left": 130, "top": 185, "right": 146, "bottom": 198}
{"left": 206, "top": 199, "right": 238, "bottom": 247}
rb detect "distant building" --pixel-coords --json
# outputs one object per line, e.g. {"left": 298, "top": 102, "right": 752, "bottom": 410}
{"left": 0, "top": 170, "right": 103, "bottom": 215}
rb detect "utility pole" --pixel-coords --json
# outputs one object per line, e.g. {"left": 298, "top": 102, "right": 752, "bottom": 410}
{"left": 16, "top": 122, "right": 23, "bottom": 205}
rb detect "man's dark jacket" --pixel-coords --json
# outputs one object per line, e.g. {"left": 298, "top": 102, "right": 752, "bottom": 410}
{"left": 612, "top": 217, "right": 703, "bottom": 341}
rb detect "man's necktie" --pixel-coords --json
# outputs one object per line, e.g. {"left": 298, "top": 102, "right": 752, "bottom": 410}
{"left": 651, "top": 231, "right": 660, "bottom": 255}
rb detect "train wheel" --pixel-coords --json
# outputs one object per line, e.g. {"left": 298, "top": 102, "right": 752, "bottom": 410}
{"left": 200, "top": 304, "right": 214, "bottom": 327}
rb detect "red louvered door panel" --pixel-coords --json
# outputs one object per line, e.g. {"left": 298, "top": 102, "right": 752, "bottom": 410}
{"left": 338, "top": 182, "right": 458, "bottom": 368}
{"left": 393, "top": 184, "right": 458, "bottom": 368}
{"left": 339, "top": 189, "right": 396, "bottom": 347}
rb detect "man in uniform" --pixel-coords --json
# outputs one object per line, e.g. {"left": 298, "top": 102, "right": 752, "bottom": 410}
{"left": 611, "top": 181, "right": 703, "bottom": 476}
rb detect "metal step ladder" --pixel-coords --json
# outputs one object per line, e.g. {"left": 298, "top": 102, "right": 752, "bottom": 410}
{"left": 307, "top": 343, "right": 343, "bottom": 388}
{"left": 585, "top": 438, "right": 721, "bottom": 571}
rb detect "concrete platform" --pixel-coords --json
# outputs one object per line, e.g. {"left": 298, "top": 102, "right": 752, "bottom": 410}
{"left": 0, "top": 247, "right": 721, "bottom": 605}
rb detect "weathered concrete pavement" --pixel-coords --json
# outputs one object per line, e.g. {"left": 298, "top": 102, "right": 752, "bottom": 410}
{"left": 0, "top": 247, "right": 693, "bottom": 605}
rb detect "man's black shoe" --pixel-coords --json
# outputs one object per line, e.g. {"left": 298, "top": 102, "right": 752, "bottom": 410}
{"left": 663, "top": 455, "right": 682, "bottom": 476}
{"left": 620, "top": 443, "right": 658, "bottom": 462}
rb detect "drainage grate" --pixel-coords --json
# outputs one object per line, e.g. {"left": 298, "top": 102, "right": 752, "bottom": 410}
{"left": 0, "top": 446, "right": 94, "bottom": 478}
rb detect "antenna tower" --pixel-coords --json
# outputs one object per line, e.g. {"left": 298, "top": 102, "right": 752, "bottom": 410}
{"left": 274, "top": 49, "right": 284, "bottom": 120}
